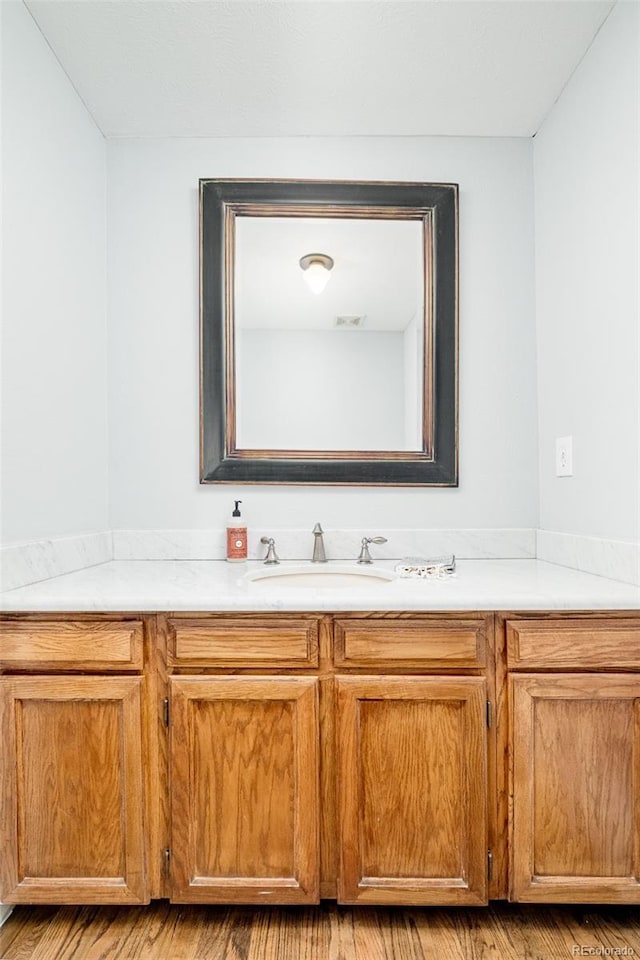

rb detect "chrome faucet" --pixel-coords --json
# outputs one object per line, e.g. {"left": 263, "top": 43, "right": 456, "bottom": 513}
{"left": 260, "top": 537, "right": 280, "bottom": 565}
{"left": 357, "top": 536, "right": 387, "bottom": 564}
{"left": 311, "top": 523, "right": 327, "bottom": 563}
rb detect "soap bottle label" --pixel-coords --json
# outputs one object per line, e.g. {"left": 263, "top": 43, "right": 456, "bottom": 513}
{"left": 227, "top": 527, "right": 247, "bottom": 560}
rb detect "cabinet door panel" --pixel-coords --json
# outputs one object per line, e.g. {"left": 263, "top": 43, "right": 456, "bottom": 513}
{"left": 507, "top": 620, "right": 640, "bottom": 671}
{"left": 168, "top": 617, "right": 319, "bottom": 668}
{"left": 0, "top": 677, "right": 147, "bottom": 904}
{"left": 170, "top": 676, "right": 319, "bottom": 903}
{"left": 336, "top": 676, "right": 488, "bottom": 905}
{"left": 334, "top": 618, "right": 487, "bottom": 669}
{"left": 0, "top": 620, "right": 143, "bottom": 671}
{"left": 510, "top": 674, "right": 640, "bottom": 903}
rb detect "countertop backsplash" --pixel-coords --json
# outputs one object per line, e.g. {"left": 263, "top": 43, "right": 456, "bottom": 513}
{"left": 2, "top": 527, "right": 534, "bottom": 594}
{"left": 1, "top": 526, "right": 639, "bottom": 595}
{"left": 111, "top": 527, "right": 536, "bottom": 564}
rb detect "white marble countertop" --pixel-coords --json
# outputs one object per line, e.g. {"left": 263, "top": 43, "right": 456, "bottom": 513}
{"left": 1, "top": 559, "right": 639, "bottom": 612}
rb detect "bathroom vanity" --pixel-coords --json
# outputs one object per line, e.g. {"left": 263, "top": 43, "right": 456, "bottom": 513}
{"left": 1, "top": 561, "right": 639, "bottom": 908}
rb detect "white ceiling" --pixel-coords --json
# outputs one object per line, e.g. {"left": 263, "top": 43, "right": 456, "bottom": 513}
{"left": 235, "top": 216, "right": 423, "bottom": 330}
{"left": 25, "top": 0, "right": 615, "bottom": 139}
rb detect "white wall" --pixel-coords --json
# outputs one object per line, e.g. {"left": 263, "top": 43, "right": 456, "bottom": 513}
{"left": 2, "top": 0, "right": 636, "bottom": 565}
{"left": 107, "top": 136, "right": 537, "bottom": 531}
{"left": 403, "top": 312, "right": 423, "bottom": 450}
{"left": 1, "top": 1, "right": 108, "bottom": 545}
{"left": 237, "top": 329, "right": 405, "bottom": 451}
{"left": 535, "top": 1, "right": 639, "bottom": 544}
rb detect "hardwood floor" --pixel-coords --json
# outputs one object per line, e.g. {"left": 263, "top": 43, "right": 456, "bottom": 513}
{"left": 1, "top": 902, "right": 639, "bottom": 960}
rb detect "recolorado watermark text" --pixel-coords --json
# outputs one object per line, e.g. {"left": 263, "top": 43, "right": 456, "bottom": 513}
{"left": 572, "top": 948, "right": 635, "bottom": 957}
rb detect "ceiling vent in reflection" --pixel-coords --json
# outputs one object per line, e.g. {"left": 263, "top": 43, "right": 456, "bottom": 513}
{"left": 335, "top": 315, "right": 366, "bottom": 328}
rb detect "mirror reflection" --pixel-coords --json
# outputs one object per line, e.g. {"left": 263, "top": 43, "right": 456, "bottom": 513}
{"left": 234, "top": 216, "right": 425, "bottom": 452}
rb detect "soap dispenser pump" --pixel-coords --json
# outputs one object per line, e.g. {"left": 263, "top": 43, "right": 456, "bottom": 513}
{"left": 226, "top": 500, "right": 247, "bottom": 562}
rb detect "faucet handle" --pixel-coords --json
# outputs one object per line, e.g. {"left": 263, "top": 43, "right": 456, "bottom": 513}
{"left": 357, "top": 536, "right": 388, "bottom": 564}
{"left": 260, "top": 536, "right": 280, "bottom": 565}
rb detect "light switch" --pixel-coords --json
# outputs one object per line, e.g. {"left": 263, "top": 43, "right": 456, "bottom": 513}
{"left": 555, "top": 436, "right": 573, "bottom": 477}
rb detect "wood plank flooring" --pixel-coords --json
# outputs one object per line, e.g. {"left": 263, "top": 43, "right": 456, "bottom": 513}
{"left": 1, "top": 901, "right": 639, "bottom": 960}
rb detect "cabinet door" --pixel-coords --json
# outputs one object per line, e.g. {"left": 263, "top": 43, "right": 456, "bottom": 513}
{"left": 169, "top": 676, "right": 319, "bottom": 903}
{"left": 510, "top": 674, "right": 640, "bottom": 903}
{"left": 0, "top": 676, "right": 148, "bottom": 904}
{"left": 336, "top": 676, "right": 488, "bottom": 905}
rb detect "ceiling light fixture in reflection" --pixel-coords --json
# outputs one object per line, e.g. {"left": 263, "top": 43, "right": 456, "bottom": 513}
{"left": 299, "top": 253, "right": 334, "bottom": 295}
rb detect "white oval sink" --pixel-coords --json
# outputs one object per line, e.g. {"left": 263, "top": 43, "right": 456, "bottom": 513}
{"left": 245, "top": 563, "right": 395, "bottom": 590}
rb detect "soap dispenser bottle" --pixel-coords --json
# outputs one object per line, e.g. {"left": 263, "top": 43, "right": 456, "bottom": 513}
{"left": 226, "top": 500, "right": 248, "bottom": 562}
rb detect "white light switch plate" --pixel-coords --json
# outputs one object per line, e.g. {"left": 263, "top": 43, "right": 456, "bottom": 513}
{"left": 556, "top": 436, "right": 573, "bottom": 477}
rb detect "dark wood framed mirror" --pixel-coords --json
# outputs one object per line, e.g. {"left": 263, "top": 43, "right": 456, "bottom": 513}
{"left": 200, "top": 179, "right": 458, "bottom": 485}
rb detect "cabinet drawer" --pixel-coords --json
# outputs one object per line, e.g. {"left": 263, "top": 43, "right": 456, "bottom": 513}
{"left": 0, "top": 620, "right": 144, "bottom": 671}
{"left": 507, "top": 619, "right": 640, "bottom": 670}
{"left": 168, "top": 618, "right": 319, "bottom": 668}
{"left": 334, "top": 618, "right": 487, "bottom": 669}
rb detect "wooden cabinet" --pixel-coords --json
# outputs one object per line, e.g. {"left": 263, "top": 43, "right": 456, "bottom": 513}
{"left": 336, "top": 675, "right": 488, "bottom": 905}
{"left": 510, "top": 674, "right": 640, "bottom": 903}
{"left": 507, "top": 618, "right": 640, "bottom": 904}
{"left": 163, "top": 612, "right": 493, "bottom": 906}
{"left": 169, "top": 675, "right": 320, "bottom": 904}
{"left": 0, "top": 675, "right": 148, "bottom": 904}
{"left": 164, "top": 614, "right": 322, "bottom": 904}
{"left": 333, "top": 615, "right": 491, "bottom": 905}
{"left": 0, "top": 617, "right": 150, "bottom": 905}
{"left": 5, "top": 609, "right": 638, "bottom": 908}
